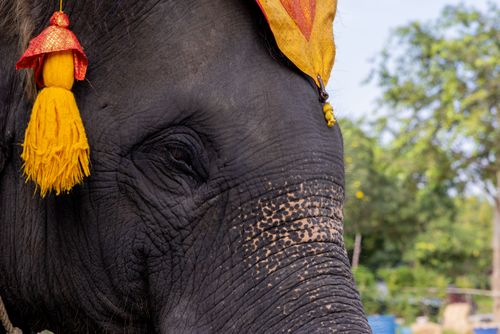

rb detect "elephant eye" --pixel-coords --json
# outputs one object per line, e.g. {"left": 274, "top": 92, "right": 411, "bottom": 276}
{"left": 133, "top": 127, "right": 209, "bottom": 184}
{"left": 165, "top": 140, "right": 208, "bottom": 181}
{"left": 168, "top": 145, "right": 193, "bottom": 168}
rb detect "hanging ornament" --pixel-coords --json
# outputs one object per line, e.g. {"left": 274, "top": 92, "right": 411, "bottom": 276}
{"left": 256, "top": 0, "right": 337, "bottom": 126}
{"left": 16, "top": 4, "right": 90, "bottom": 197}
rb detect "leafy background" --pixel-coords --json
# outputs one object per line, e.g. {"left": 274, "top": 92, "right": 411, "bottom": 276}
{"left": 338, "top": 2, "right": 499, "bottom": 323}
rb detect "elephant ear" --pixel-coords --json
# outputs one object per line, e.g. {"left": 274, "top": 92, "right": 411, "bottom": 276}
{"left": 256, "top": 0, "right": 337, "bottom": 87}
{"left": 0, "top": 32, "right": 16, "bottom": 174}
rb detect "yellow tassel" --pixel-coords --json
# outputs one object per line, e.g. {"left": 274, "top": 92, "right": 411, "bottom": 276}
{"left": 323, "top": 102, "right": 336, "bottom": 127}
{"left": 21, "top": 50, "right": 90, "bottom": 197}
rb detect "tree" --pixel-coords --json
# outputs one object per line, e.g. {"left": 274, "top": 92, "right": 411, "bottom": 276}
{"left": 405, "top": 196, "right": 493, "bottom": 287}
{"left": 342, "top": 119, "right": 425, "bottom": 270}
{"left": 342, "top": 119, "right": 455, "bottom": 274}
{"left": 342, "top": 119, "right": 379, "bottom": 268}
{"left": 342, "top": 120, "right": 493, "bottom": 321}
{"left": 369, "top": 2, "right": 500, "bottom": 319}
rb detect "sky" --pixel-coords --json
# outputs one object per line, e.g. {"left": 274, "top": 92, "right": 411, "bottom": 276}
{"left": 327, "top": 0, "right": 495, "bottom": 120}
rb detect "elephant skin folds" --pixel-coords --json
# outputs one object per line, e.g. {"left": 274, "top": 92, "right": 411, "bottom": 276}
{"left": 0, "top": 0, "right": 370, "bottom": 333}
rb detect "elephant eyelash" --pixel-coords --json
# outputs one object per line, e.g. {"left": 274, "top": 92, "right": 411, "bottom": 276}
{"left": 162, "top": 140, "right": 208, "bottom": 181}
{"left": 165, "top": 143, "right": 198, "bottom": 176}
{"left": 133, "top": 127, "right": 209, "bottom": 183}
{"left": 168, "top": 144, "right": 193, "bottom": 166}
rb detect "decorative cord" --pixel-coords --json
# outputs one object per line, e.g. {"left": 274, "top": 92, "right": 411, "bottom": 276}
{"left": 0, "top": 295, "right": 22, "bottom": 334}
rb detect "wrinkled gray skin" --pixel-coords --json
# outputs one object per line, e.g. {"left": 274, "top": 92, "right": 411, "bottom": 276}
{"left": 0, "top": 0, "right": 370, "bottom": 333}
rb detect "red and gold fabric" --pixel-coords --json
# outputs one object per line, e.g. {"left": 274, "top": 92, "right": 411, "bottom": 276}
{"left": 256, "top": 0, "right": 337, "bottom": 87}
{"left": 16, "top": 11, "right": 88, "bottom": 88}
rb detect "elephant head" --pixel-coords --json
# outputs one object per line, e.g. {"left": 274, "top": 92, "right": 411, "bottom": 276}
{"left": 0, "top": 0, "right": 370, "bottom": 333}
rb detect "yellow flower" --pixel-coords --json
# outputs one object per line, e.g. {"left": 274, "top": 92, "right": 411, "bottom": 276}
{"left": 355, "top": 191, "right": 364, "bottom": 199}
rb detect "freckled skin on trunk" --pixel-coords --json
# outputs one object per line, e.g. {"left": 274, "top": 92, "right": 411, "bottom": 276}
{"left": 0, "top": 0, "right": 370, "bottom": 333}
{"left": 155, "top": 178, "right": 368, "bottom": 333}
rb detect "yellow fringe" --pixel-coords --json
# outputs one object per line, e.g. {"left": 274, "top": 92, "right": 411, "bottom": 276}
{"left": 21, "top": 51, "right": 90, "bottom": 197}
{"left": 323, "top": 102, "right": 336, "bottom": 127}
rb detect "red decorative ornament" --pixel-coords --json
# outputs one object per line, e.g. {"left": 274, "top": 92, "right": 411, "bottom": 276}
{"left": 256, "top": 0, "right": 337, "bottom": 126}
{"left": 15, "top": 9, "right": 91, "bottom": 197}
{"left": 16, "top": 11, "right": 88, "bottom": 88}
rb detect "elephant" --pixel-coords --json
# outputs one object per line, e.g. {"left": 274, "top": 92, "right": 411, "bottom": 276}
{"left": 0, "top": 0, "right": 370, "bottom": 333}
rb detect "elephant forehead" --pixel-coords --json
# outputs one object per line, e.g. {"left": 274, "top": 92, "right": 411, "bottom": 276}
{"left": 98, "top": 0, "right": 261, "bottom": 86}
{"left": 85, "top": 0, "right": 327, "bottom": 154}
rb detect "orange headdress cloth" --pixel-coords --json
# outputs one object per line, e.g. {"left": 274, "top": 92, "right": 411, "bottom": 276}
{"left": 16, "top": 11, "right": 90, "bottom": 197}
{"left": 256, "top": 0, "right": 337, "bottom": 126}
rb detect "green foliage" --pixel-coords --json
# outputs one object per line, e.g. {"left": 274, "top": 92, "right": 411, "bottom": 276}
{"left": 352, "top": 266, "right": 385, "bottom": 315}
{"left": 380, "top": 266, "right": 448, "bottom": 321}
{"left": 344, "top": 2, "right": 498, "bottom": 323}
{"left": 353, "top": 265, "right": 449, "bottom": 322}
{"left": 370, "top": 2, "right": 499, "bottom": 191}
{"left": 405, "top": 197, "right": 493, "bottom": 287}
{"left": 343, "top": 119, "right": 432, "bottom": 270}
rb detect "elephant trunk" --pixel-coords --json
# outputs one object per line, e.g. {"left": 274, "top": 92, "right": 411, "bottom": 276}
{"left": 234, "top": 180, "right": 368, "bottom": 332}
{"left": 159, "top": 179, "right": 370, "bottom": 333}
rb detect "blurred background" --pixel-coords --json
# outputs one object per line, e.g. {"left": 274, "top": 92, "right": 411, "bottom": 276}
{"left": 327, "top": 1, "right": 499, "bottom": 333}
